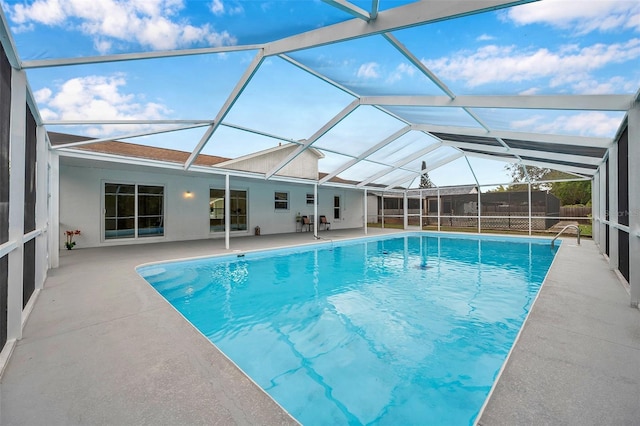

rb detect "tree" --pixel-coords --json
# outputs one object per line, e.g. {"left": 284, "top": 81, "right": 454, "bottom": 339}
{"left": 550, "top": 180, "right": 591, "bottom": 205}
{"left": 486, "top": 184, "right": 508, "bottom": 192}
{"left": 504, "top": 164, "right": 576, "bottom": 191}
{"left": 504, "top": 164, "right": 552, "bottom": 191}
{"left": 503, "top": 163, "right": 592, "bottom": 205}
{"left": 420, "top": 161, "right": 434, "bottom": 188}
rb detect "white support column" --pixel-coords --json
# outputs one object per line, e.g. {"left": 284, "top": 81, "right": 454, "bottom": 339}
{"left": 35, "top": 125, "right": 48, "bottom": 290}
{"left": 48, "top": 150, "right": 59, "bottom": 268}
{"left": 528, "top": 182, "right": 532, "bottom": 236}
{"left": 608, "top": 143, "right": 619, "bottom": 271}
{"left": 225, "top": 174, "right": 230, "bottom": 250}
{"left": 477, "top": 190, "right": 481, "bottom": 234}
{"left": 628, "top": 103, "right": 639, "bottom": 307}
{"left": 7, "top": 69, "right": 27, "bottom": 341}
{"left": 381, "top": 193, "right": 385, "bottom": 229}
{"left": 590, "top": 173, "right": 596, "bottom": 247}
{"left": 363, "top": 189, "right": 368, "bottom": 235}
{"left": 419, "top": 189, "right": 423, "bottom": 230}
{"left": 403, "top": 191, "right": 408, "bottom": 230}
{"left": 598, "top": 163, "right": 607, "bottom": 254}
{"left": 437, "top": 188, "right": 441, "bottom": 232}
{"left": 313, "top": 184, "right": 318, "bottom": 238}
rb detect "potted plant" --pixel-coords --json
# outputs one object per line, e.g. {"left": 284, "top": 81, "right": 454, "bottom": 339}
{"left": 65, "top": 229, "right": 81, "bottom": 250}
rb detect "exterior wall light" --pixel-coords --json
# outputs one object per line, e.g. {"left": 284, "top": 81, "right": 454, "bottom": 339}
{"left": 184, "top": 191, "right": 193, "bottom": 199}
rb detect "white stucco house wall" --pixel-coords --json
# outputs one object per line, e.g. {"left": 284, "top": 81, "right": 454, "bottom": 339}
{"left": 56, "top": 135, "right": 366, "bottom": 249}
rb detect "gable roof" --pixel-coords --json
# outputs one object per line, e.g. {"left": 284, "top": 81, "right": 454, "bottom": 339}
{"left": 50, "top": 132, "right": 356, "bottom": 185}
{"left": 48, "top": 132, "right": 231, "bottom": 167}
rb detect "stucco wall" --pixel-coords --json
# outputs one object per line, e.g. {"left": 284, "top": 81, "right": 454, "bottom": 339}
{"left": 59, "top": 162, "right": 364, "bottom": 249}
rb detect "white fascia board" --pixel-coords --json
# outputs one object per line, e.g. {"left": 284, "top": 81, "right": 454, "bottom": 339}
{"left": 413, "top": 123, "right": 612, "bottom": 148}
{"left": 265, "top": 0, "right": 531, "bottom": 55}
{"left": 361, "top": 94, "right": 634, "bottom": 111}
{"left": 441, "top": 140, "right": 603, "bottom": 166}
{"left": 185, "top": 51, "right": 265, "bottom": 169}
{"left": 21, "top": 44, "right": 263, "bottom": 69}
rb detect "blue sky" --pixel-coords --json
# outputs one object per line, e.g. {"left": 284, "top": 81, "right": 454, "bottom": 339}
{"left": 2, "top": 0, "right": 639, "bottom": 187}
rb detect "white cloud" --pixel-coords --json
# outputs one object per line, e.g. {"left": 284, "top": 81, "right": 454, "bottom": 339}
{"left": 423, "top": 38, "right": 640, "bottom": 91}
{"left": 570, "top": 76, "right": 634, "bottom": 94}
{"left": 38, "top": 74, "right": 172, "bottom": 135}
{"left": 519, "top": 87, "right": 540, "bottom": 95}
{"left": 34, "top": 87, "right": 52, "bottom": 103}
{"left": 503, "top": 0, "right": 640, "bottom": 34}
{"left": 210, "top": 0, "right": 224, "bottom": 15}
{"left": 5, "top": 0, "right": 237, "bottom": 52}
{"left": 387, "top": 63, "right": 416, "bottom": 83}
{"left": 476, "top": 34, "right": 495, "bottom": 41}
{"left": 357, "top": 62, "right": 380, "bottom": 79}
{"left": 209, "top": 0, "right": 243, "bottom": 16}
{"left": 9, "top": 0, "right": 66, "bottom": 25}
{"left": 511, "top": 112, "right": 620, "bottom": 137}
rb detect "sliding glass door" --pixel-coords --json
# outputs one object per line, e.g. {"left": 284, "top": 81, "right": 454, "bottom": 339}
{"left": 210, "top": 188, "right": 247, "bottom": 233}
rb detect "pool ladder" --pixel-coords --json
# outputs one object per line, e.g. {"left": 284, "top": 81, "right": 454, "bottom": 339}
{"left": 551, "top": 224, "right": 580, "bottom": 248}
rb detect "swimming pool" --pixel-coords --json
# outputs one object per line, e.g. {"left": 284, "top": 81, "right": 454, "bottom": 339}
{"left": 138, "top": 233, "right": 558, "bottom": 425}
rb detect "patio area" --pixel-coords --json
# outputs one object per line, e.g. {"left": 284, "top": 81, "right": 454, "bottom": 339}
{"left": 1, "top": 229, "right": 638, "bottom": 425}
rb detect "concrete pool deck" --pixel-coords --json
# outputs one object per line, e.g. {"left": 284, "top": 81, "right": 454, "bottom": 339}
{"left": 1, "top": 229, "right": 638, "bottom": 424}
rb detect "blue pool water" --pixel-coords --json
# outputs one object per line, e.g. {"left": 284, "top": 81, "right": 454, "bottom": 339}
{"left": 138, "top": 233, "right": 558, "bottom": 425}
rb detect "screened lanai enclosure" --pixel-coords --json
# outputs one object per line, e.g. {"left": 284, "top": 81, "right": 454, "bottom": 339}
{"left": 0, "top": 0, "right": 639, "bottom": 368}
{"left": 369, "top": 189, "right": 562, "bottom": 232}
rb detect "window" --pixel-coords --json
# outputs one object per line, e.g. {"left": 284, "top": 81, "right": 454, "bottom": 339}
{"left": 104, "top": 183, "right": 164, "bottom": 240}
{"left": 383, "top": 197, "right": 400, "bottom": 210}
{"left": 210, "top": 188, "right": 248, "bottom": 233}
{"left": 306, "top": 193, "right": 314, "bottom": 205}
{"left": 138, "top": 185, "right": 165, "bottom": 237}
{"left": 275, "top": 192, "right": 289, "bottom": 210}
{"left": 333, "top": 195, "right": 341, "bottom": 220}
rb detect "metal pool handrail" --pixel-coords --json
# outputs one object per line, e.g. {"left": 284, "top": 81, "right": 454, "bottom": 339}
{"left": 551, "top": 224, "right": 581, "bottom": 248}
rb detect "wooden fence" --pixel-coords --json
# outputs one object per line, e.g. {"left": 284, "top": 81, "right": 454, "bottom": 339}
{"left": 560, "top": 206, "right": 591, "bottom": 218}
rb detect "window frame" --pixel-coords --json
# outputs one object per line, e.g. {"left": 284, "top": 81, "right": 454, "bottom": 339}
{"left": 209, "top": 187, "right": 249, "bottom": 233}
{"left": 333, "top": 195, "right": 341, "bottom": 220}
{"left": 306, "top": 193, "right": 315, "bottom": 205}
{"left": 102, "top": 181, "right": 165, "bottom": 241}
{"left": 274, "top": 191, "right": 289, "bottom": 211}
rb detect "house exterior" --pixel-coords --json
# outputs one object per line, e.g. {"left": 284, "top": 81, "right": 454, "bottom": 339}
{"left": 55, "top": 134, "right": 366, "bottom": 249}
